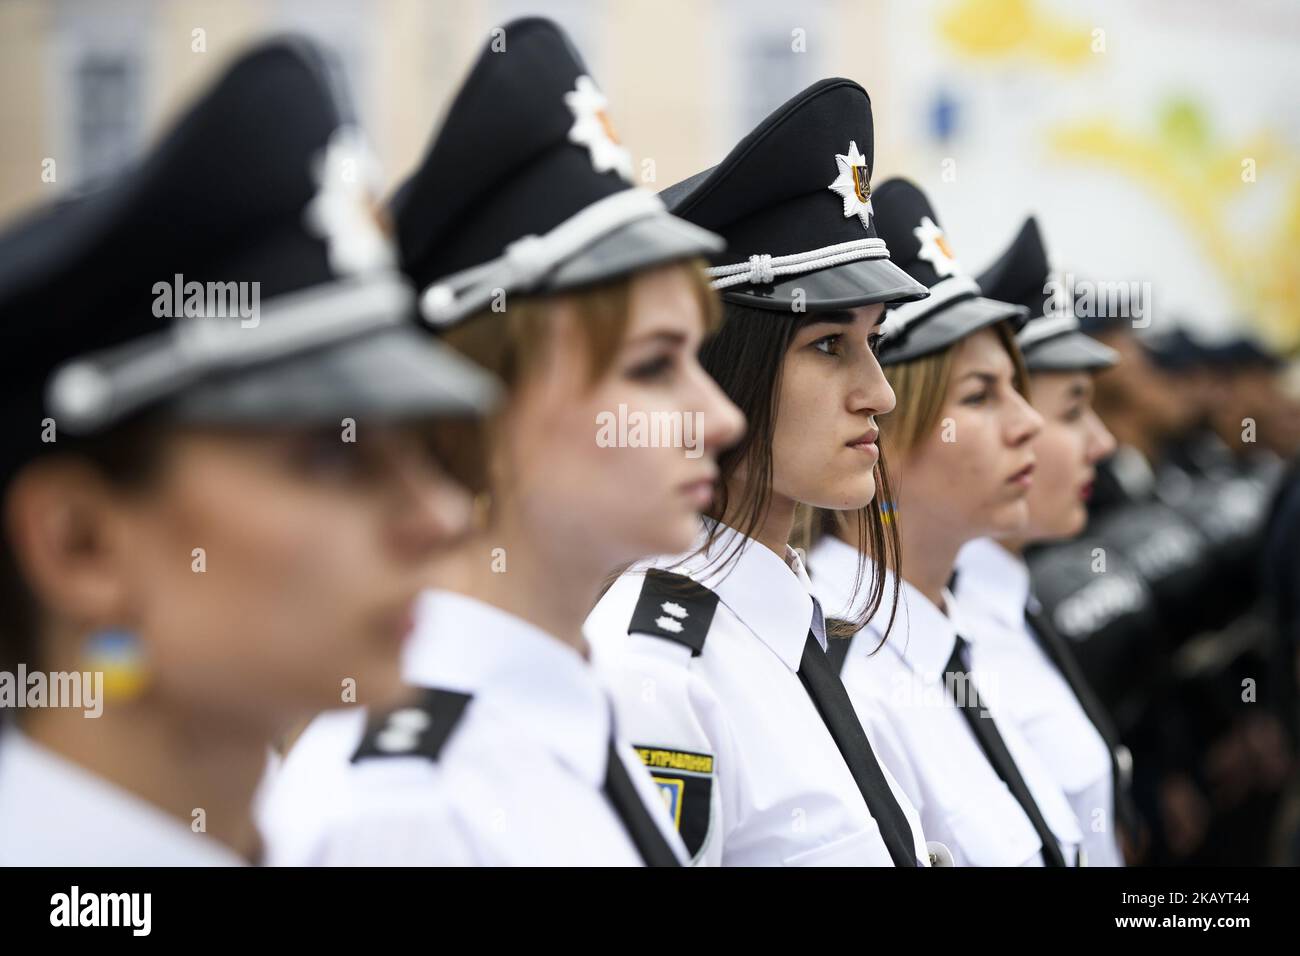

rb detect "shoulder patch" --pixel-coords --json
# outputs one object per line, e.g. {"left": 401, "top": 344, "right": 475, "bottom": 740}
{"left": 351, "top": 687, "right": 472, "bottom": 764}
{"left": 634, "top": 745, "right": 714, "bottom": 859}
{"left": 628, "top": 568, "right": 719, "bottom": 655}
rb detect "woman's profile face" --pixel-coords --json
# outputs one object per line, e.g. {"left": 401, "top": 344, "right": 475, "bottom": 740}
{"left": 492, "top": 263, "right": 745, "bottom": 567}
{"left": 1025, "top": 370, "right": 1116, "bottom": 541}
{"left": 109, "top": 424, "right": 472, "bottom": 725}
{"left": 768, "top": 304, "right": 895, "bottom": 510}
{"left": 894, "top": 327, "right": 1042, "bottom": 543}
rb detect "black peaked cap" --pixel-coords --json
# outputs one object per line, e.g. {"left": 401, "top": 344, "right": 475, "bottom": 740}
{"left": 660, "top": 78, "right": 929, "bottom": 312}
{"left": 0, "top": 37, "right": 499, "bottom": 490}
{"left": 395, "top": 17, "right": 721, "bottom": 328}
{"left": 978, "top": 217, "right": 1117, "bottom": 372}
{"left": 872, "top": 177, "right": 1028, "bottom": 365}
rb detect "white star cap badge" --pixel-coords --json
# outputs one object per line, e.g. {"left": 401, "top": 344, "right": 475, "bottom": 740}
{"left": 828, "top": 140, "right": 874, "bottom": 229}
{"left": 304, "top": 126, "right": 396, "bottom": 277}
{"left": 913, "top": 216, "right": 962, "bottom": 278}
{"left": 565, "top": 75, "right": 633, "bottom": 181}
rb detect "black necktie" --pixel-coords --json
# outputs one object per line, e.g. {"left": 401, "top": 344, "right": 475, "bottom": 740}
{"left": 945, "top": 636, "right": 1068, "bottom": 867}
{"left": 1024, "top": 603, "right": 1139, "bottom": 836}
{"left": 603, "top": 739, "right": 682, "bottom": 867}
{"left": 797, "top": 632, "right": 918, "bottom": 866}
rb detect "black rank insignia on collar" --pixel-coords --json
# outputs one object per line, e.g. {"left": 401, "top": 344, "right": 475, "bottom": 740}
{"left": 628, "top": 568, "right": 720, "bottom": 655}
{"left": 351, "top": 688, "right": 472, "bottom": 763}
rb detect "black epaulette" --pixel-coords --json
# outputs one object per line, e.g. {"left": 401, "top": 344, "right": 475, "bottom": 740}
{"left": 628, "top": 568, "right": 719, "bottom": 656}
{"left": 351, "top": 687, "right": 472, "bottom": 763}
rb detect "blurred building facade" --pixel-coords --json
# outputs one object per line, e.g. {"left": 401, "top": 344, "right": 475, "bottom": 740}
{"left": 1, "top": 0, "right": 1297, "bottom": 350}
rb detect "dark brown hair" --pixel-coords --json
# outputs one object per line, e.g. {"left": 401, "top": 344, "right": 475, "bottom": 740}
{"left": 696, "top": 302, "right": 901, "bottom": 641}
{"left": 808, "top": 320, "right": 1031, "bottom": 631}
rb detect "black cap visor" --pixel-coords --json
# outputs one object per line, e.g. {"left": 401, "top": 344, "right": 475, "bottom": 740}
{"left": 545, "top": 209, "right": 724, "bottom": 291}
{"left": 1024, "top": 330, "right": 1120, "bottom": 373}
{"left": 48, "top": 276, "right": 501, "bottom": 435}
{"left": 880, "top": 295, "right": 1029, "bottom": 365}
{"left": 168, "top": 323, "right": 500, "bottom": 426}
{"left": 720, "top": 256, "right": 929, "bottom": 313}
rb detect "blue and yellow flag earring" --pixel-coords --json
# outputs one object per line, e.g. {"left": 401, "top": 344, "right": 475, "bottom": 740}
{"left": 82, "top": 630, "right": 150, "bottom": 701}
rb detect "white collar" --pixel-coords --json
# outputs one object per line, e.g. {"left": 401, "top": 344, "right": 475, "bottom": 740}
{"left": 808, "top": 533, "right": 868, "bottom": 621}
{"left": 869, "top": 572, "right": 966, "bottom": 682}
{"left": 660, "top": 521, "right": 821, "bottom": 670}
{"left": 404, "top": 589, "right": 611, "bottom": 788}
{"left": 953, "top": 537, "right": 1032, "bottom": 633}
{"left": 0, "top": 727, "right": 247, "bottom": 865}
{"left": 810, "top": 535, "right": 966, "bottom": 682}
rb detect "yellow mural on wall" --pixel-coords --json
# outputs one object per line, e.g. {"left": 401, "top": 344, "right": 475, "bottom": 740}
{"left": 936, "top": 1, "right": 1298, "bottom": 350}
{"left": 939, "top": 0, "right": 1094, "bottom": 67}
{"left": 1048, "top": 98, "right": 1300, "bottom": 349}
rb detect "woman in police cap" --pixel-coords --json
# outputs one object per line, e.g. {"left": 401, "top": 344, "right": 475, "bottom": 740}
{"left": 586, "top": 78, "right": 933, "bottom": 865}
{"left": 262, "top": 17, "right": 742, "bottom": 867}
{"left": 808, "top": 181, "right": 1083, "bottom": 866}
{"left": 0, "top": 39, "right": 498, "bottom": 864}
{"left": 951, "top": 217, "right": 1136, "bottom": 867}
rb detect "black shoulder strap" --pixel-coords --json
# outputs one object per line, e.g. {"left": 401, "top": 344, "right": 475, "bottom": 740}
{"left": 628, "top": 568, "right": 719, "bottom": 656}
{"left": 351, "top": 687, "right": 472, "bottom": 763}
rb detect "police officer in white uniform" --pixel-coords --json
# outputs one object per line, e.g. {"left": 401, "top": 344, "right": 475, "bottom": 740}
{"left": 813, "top": 543, "right": 1083, "bottom": 866}
{"left": 810, "top": 181, "right": 1083, "bottom": 866}
{"left": 265, "top": 591, "right": 686, "bottom": 866}
{"left": 261, "top": 18, "right": 735, "bottom": 866}
{"left": 954, "top": 217, "right": 1133, "bottom": 866}
{"left": 0, "top": 39, "right": 499, "bottom": 865}
{"left": 588, "top": 79, "right": 935, "bottom": 866}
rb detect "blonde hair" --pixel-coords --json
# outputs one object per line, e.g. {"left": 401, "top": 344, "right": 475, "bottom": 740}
{"left": 880, "top": 321, "right": 1030, "bottom": 456}
{"left": 437, "top": 258, "right": 721, "bottom": 515}
{"left": 441, "top": 259, "right": 720, "bottom": 392}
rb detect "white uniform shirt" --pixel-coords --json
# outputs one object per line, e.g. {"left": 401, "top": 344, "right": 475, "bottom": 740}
{"left": 0, "top": 727, "right": 246, "bottom": 865}
{"left": 809, "top": 535, "right": 1083, "bottom": 866}
{"left": 954, "top": 537, "right": 1123, "bottom": 866}
{"left": 587, "top": 521, "right": 929, "bottom": 866}
{"left": 260, "top": 589, "right": 686, "bottom": 866}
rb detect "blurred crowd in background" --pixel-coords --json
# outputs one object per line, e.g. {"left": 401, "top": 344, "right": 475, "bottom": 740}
{"left": 1035, "top": 316, "right": 1300, "bottom": 864}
